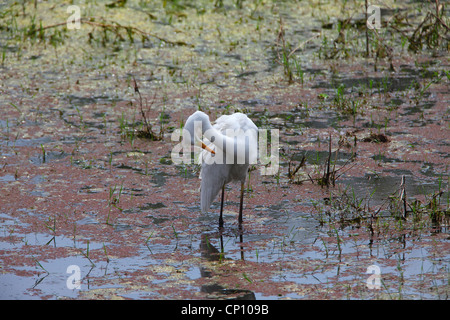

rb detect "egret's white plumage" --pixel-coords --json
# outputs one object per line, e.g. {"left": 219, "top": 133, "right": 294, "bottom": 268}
{"left": 184, "top": 111, "right": 258, "bottom": 226}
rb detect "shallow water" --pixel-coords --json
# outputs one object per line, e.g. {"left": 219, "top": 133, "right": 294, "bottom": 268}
{"left": 0, "top": 0, "right": 449, "bottom": 299}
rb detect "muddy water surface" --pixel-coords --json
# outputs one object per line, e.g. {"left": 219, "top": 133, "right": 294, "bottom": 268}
{"left": 0, "top": 0, "right": 449, "bottom": 299}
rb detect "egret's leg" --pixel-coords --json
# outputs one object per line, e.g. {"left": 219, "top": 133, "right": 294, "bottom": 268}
{"left": 219, "top": 185, "right": 225, "bottom": 228}
{"left": 238, "top": 181, "right": 245, "bottom": 225}
{"left": 239, "top": 225, "right": 244, "bottom": 260}
{"left": 238, "top": 181, "right": 245, "bottom": 259}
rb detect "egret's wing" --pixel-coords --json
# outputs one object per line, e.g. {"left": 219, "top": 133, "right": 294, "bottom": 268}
{"left": 213, "top": 113, "right": 259, "bottom": 165}
{"left": 214, "top": 113, "right": 258, "bottom": 132}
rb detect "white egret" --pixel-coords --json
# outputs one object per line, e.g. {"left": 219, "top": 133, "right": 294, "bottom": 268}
{"left": 184, "top": 111, "right": 258, "bottom": 227}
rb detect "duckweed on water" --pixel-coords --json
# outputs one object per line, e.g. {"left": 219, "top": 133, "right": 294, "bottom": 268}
{"left": 0, "top": 0, "right": 448, "bottom": 300}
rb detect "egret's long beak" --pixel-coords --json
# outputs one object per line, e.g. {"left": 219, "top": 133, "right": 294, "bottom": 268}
{"left": 201, "top": 142, "right": 216, "bottom": 154}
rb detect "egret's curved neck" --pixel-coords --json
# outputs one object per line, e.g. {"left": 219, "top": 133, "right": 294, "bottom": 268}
{"left": 194, "top": 120, "right": 234, "bottom": 151}
{"left": 203, "top": 126, "right": 228, "bottom": 147}
{"left": 187, "top": 115, "right": 224, "bottom": 146}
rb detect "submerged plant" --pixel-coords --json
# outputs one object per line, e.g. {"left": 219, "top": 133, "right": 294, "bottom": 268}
{"left": 132, "top": 78, "right": 165, "bottom": 141}
{"left": 274, "top": 18, "right": 316, "bottom": 84}
{"left": 312, "top": 175, "right": 449, "bottom": 237}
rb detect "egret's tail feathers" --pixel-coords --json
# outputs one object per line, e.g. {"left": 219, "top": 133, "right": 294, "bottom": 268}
{"left": 200, "top": 166, "right": 225, "bottom": 213}
{"left": 200, "top": 183, "right": 222, "bottom": 213}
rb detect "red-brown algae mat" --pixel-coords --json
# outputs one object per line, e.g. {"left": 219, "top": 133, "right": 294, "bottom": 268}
{"left": 0, "top": 1, "right": 449, "bottom": 299}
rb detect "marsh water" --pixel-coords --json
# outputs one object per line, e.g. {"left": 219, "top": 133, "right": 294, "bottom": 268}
{"left": 0, "top": 0, "right": 449, "bottom": 299}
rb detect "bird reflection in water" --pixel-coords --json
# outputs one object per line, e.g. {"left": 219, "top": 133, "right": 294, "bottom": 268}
{"left": 199, "top": 231, "right": 255, "bottom": 300}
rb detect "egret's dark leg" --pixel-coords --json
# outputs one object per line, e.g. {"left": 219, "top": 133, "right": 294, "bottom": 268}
{"left": 238, "top": 181, "right": 245, "bottom": 225}
{"left": 238, "top": 181, "right": 245, "bottom": 259}
{"left": 239, "top": 225, "right": 244, "bottom": 260}
{"left": 219, "top": 185, "right": 225, "bottom": 228}
{"left": 219, "top": 233, "right": 224, "bottom": 260}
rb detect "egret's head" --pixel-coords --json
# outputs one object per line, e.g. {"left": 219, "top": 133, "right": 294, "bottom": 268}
{"left": 183, "top": 111, "right": 215, "bottom": 154}
{"left": 184, "top": 111, "right": 205, "bottom": 144}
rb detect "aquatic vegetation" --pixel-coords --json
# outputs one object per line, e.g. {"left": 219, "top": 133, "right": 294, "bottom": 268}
{"left": 0, "top": 0, "right": 448, "bottom": 300}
